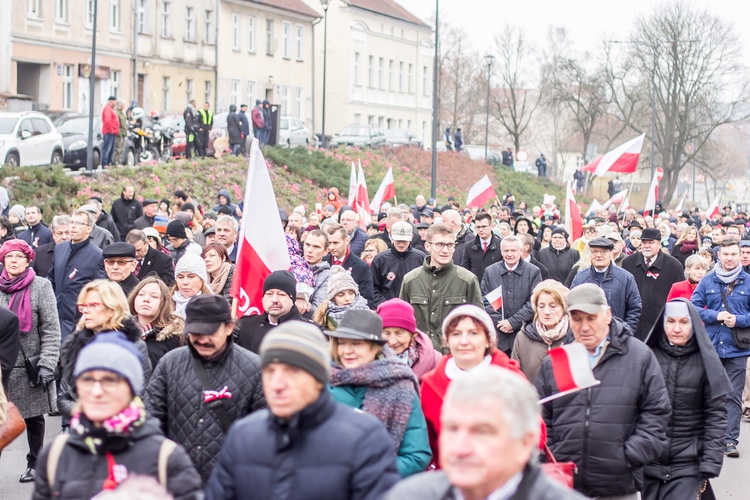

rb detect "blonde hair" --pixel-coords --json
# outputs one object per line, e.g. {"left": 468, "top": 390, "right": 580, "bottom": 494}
{"left": 575, "top": 244, "right": 593, "bottom": 270}
{"left": 329, "top": 336, "right": 383, "bottom": 365}
{"left": 361, "top": 238, "right": 387, "bottom": 259}
{"left": 531, "top": 280, "right": 569, "bottom": 321}
{"left": 674, "top": 225, "right": 698, "bottom": 246}
{"left": 76, "top": 279, "right": 130, "bottom": 331}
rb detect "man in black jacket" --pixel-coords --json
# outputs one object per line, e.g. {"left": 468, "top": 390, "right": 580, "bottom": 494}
{"left": 133, "top": 198, "right": 158, "bottom": 230}
{"left": 17, "top": 205, "right": 52, "bottom": 249}
{"left": 87, "top": 197, "right": 120, "bottom": 242}
{"left": 226, "top": 104, "right": 242, "bottom": 156}
{"left": 518, "top": 233, "right": 549, "bottom": 280}
{"left": 127, "top": 229, "right": 175, "bottom": 286}
{"left": 110, "top": 186, "right": 143, "bottom": 242}
{"left": 460, "top": 212, "right": 502, "bottom": 281}
{"left": 371, "top": 221, "right": 424, "bottom": 307}
{"left": 324, "top": 223, "right": 374, "bottom": 307}
{"left": 32, "top": 215, "right": 70, "bottom": 278}
{"left": 103, "top": 242, "right": 140, "bottom": 296}
{"left": 536, "top": 284, "right": 671, "bottom": 499}
{"left": 145, "top": 295, "right": 266, "bottom": 485}
{"left": 536, "top": 227, "right": 579, "bottom": 284}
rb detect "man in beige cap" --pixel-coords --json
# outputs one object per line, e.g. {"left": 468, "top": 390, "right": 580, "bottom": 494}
{"left": 371, "top": 220, "right": 425, "bottom": 307}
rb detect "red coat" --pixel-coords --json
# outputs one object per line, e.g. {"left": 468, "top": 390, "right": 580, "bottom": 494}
{"left": 420, "top": 350, "right": 546, "bottom": 468}
{"left": 666, "top": 279, "right": 696, "bottom": 302}
{"left": 101, "top": 103, "right": 119, "bottom": 135}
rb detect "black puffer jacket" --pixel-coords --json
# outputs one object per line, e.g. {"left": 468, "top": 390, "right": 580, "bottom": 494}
{"left": 144, "top": 341, "right": 266, "bottom": 484}
{"left": 57, "top": 317, "right": 152, "bottom": 418}
{"left": 536, "top": 246, "right": 579, "bottom": 284}
{"left": 643, "top": 299, "right": 731, "bottom": 481}
{"left": 371, "top": 246, "right": 425, "bottom": 307}
{"left": 535, "top": 319, "right": 672, "bottom": 498}
{"left": 33, "top": 418, "right": 201, "bottom": 500}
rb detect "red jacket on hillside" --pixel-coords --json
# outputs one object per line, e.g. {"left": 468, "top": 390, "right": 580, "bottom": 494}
{"left": 101, "top": 103, "right": 119, "bottom": 135}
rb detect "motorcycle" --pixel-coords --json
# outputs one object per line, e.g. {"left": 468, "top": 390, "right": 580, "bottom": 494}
{"left": 151, "top": 116, "right": 175, "bottom": 162}
{"left": 124, "top": 122, "right": 159, "bottom": 165}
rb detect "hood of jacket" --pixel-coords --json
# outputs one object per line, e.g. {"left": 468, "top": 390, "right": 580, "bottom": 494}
{"left": 229, "top": 104, "right": 237, "bottom": 113}
{"left": 328, "top": 187, "right": 341, "bottom": 200}
{"left": 514, "top": 217, "right": 537, "bottom": 237}
{"left": 645, "top": 298, "right": 732, "bottom": 399}
{"left": 217, "top": 189, "right": 232, "bottom": 205}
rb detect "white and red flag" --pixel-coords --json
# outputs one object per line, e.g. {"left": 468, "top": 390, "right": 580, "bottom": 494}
{"left": 370, "top": 167, "right": 395, "bottom": 213}
{"left": 582, "top": 133, "right": 646, "bottom": 176}
{"left": 643, "top": 171, "right": 660, "bottom": 217}
{"left": 231, "top": 139, "right": 291, "bottom": 318}
{"left": 466, "top": 174, "right": 496, "bottom": 208}
{"left": 354, "top": 160, "right": 372, "bottom": 228}
{"left": 539, "top": 343, "right": 601, "bottom": 404}
{"left": 601, "top": 189, "right": 628, "bottom": 210}
{"left": 564, "top": 182, "right": 583, "bottom": 242}
{"left": 348, "top": 162, "right": 357, "bottom": 205}
{"left": 485, "top": 285, "right": 503, "bottom": 312}
{"left": 706, "top": 194, "right": 721, "bottom": 220}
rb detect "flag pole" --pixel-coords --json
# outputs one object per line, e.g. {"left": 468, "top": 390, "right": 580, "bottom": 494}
{"left": 622, "top": 175, "right": 636, "bottom": 213}
{"left": 538, "top": 381, "right": 601, "bottom": 405}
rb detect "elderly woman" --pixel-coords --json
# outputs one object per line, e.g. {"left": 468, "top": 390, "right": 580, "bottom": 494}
{"left": 420, "top": 305, "right": 542, "bottom": 468}
{"left": 32, "top": 332, "right": 201, "bottom": 499}
{"left": 129, "top": 276, "right": 184, "bottom": 367}
{"left": 328, "top": 309, "right": 432, "bottom": 478}
{"left": 658, "top": 222, "right": 676, "bottom": 253}
{"left": 0, "top": 240, "right": 60, "bottom": 483}
{"left": 512, "top": 280, "right": 571, "bottom": 383}
{"left": 377, "top": 298, "right": 442, "bottom": 381}
{"left": 143, "top": 227, "right": 170, "bottom": 258}
{"left": 201, "top": 243, "right": 234, "bottom": 303}
{"left": 171, "top": 253, "right": 211, "bottom": 318}
{"left": 57, "top": 280, "right": 152, "bottom": 426}
{"left": 643, "top": 300, "right": 732, "bottom": 499}
{"left": 671, "top": 225, "right": 700, "bottom": 267}
{"left": 361, "top": 238, "right": 387, "bottom": 266}
{"left": 667, "top": 254, "right": 708, "bottom": 301}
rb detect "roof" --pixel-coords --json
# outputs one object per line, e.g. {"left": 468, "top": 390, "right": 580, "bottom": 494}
{"left": 251, "top": 0, "right": 320, "bottom": 19}
{"left": 346, "top": 0, "right": 429, "bottom": 28}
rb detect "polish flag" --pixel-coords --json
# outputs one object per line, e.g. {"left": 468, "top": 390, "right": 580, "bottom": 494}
{"left": 674, "top": 191, "right": 688, "bottom": 212}
{"left": 582, "top": 133, "right": 646, "bottom": 176}
{"left": 230, "top": 139, "right": 291, "bottom": 318}
{"left": 564, "top": 182, "right": 583, "bottom": 242}
{"left": 485, "top": 285, "right": 503, "bottom": 312}
{"left": 348, "top": 162, "right": 357, "bottom": 205}
{"left": 587, "top": 199, "right": 602, "bottom": 217}
{"left": 354, "top": 160, "right": 372, "bottom": 228}
{"left": 466, "top": 175, "right": 496, "bottom": 208}
{"left": 370, "top": 167, "right": 396, "bottom": 213}
{"left": 643, "top": 171, "right": 660, "bottom": 216}
{"left": 601, "top": 189, "right": 628, "bottom": 210}
{"left": 706, "top": 194, "right": 721, "bottom": 219}
{"left": 539, "top": 343, "right": 601, "bottom": 404}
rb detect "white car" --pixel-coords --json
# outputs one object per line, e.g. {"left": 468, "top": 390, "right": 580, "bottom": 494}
{"left": 0, "top": 111, "right": 64, "bottom": 166}
{"left": 279, "top": 116, "right": 313, "bottom": 148}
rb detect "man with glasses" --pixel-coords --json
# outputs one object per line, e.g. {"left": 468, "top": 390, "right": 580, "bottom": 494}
{"left": 48, "top": 209, "right": 106, "bottom": 339}
{"left": 339, "top": 209, "right": 368, "bottom": 257}
{"left": 102, "top": 242, "right": 140, "bottom": 296}
{"left": 32, "top": 215, "right": 71, "bottom": 279}
{"left": 461, "top": 212, "right": 502, "bottom": 281}
{"left": 571, "top": 237, "right": 642, "bottom": 335}
{"left": 400, "top": 223, "right": 482, "bottom": 350}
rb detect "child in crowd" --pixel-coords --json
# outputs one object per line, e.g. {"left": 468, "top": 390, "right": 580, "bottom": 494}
{"left": 313, "top": 265, "right": 370, "bottom": 330}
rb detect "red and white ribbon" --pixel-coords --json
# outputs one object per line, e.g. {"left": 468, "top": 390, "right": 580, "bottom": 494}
{"left": 204, "top": 386, "right": 232, "bottom": 403}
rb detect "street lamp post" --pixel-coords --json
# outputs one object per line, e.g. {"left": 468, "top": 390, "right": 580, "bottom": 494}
{"left": 430, "top": 0, "right": 439, "bottom": 199}
{"left": 320, "top": 0, "right": 329, "bottom": 149}
{"left": 484, "top": 54, "right": 494, "bottom": 164}
{"left": 86, "top": 0, "right": 98, "bottom": 173}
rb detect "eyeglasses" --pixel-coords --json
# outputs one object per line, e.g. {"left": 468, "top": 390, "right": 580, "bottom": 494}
{"left": 104, "top": 259, "right": 135, "bottom": 266}
{"left": 77, "top": 374, "right": 125, "bottom": 392}
{"left": 430, "top": 242, "right": 456, "bottom": 251}
{"left": 71, "top": 221, "right": 90, "bottom": 227}
{"left": 77, "top": 302, "right": 104, "bottom": 313}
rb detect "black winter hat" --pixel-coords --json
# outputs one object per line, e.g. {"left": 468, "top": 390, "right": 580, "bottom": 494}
{"left": 551, "top": 227, "right": 569, "bottom": 239}
{"left": 166, "top": 220, "right": 187, "bottom": 239}
{"left": 263, "top": 270, "right": 297, "bottom": 299}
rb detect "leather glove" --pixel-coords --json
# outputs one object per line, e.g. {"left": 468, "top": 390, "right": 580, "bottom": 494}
{"left": 37, "top": 367, "right": 55, "bottom": 385}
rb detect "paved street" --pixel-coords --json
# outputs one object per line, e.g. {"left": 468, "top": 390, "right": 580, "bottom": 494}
{"left": 2, "top": 415, "right": 750, "bottom": 498}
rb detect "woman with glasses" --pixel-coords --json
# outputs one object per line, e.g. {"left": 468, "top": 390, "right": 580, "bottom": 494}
{"left": 0, "top": 240, "right": 60, "bottom": 483}
{"left": 128, "top": 277, "right": 184, "bottom": 367}
{"left": 361, "top": 238, "right": 387, "bottom": 266}
{"left": 33, "top": 332, "right": 201, "bottom": 499}
{"left": 57, "top": 280, "right": 152, "bottom": 431}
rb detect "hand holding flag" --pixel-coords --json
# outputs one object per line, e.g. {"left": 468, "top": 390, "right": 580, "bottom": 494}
{"left": 538, "top": 343, "right": 601, "bottom": 404}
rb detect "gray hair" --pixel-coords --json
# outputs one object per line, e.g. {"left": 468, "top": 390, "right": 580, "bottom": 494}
{"left": 443, "top": 366, "right": 540, "bottom": 444}
{"left": 51, "top": 215, "right": 71, "bottom": 231}
{"left": 387, "top": 207, "right": 403, "bottom": 221}
{"left": 87, "top": 198, "right": 102, "bottom": 210}
{"left": 216, "top": 215, "right": 238, "bottom": 232}
{"left": 380, "top": 202, "right": 393, "bottom": 211}
{"left": 72, "top": 209, "right": 95, "bottom": 227}
{"left": 500, "top": 234, "right": 524, "bottom": 251}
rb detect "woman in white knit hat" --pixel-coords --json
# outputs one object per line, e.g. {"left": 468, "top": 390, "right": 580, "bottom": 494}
{"left": 171, "top": 253, "right": 212, "bottom": 318}
{"left": 313, "top": 265, "right": 369, "bottom": 330}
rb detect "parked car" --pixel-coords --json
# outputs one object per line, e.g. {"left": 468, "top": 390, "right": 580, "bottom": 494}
{"left": 0, "top": 111, "right": 64, "bottom": 166}
{"left": 155, "top": 114, "right": 186, "bottom": 156}
{"left": 384, "top": 129, "right": 423, "bottom": 148}
{"left": 329, "top": 124, "right": 386, "bottom": 148}
{"left": 279, "top": 116, "right": 312, "bottom": 148}
{"left": 54, "top": 114, "right": 103, "bottom": 170}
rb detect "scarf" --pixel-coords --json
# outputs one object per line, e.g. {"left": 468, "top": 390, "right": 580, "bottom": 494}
{"left": 209, "top": 262, "right": 232, "bottom": 295}
{"left": 326, "top": 294, "right": 369, "bottom": 325}
{"left": 536, "top": 315, "right": 569, "bottom": 345}
{"left": 173, "top": 291, "right": 201, "bottom": 318}
{"left": 0, "top": 267, "right": 36, "bottom": 332}
{"left": 70, "top": 396, "right": 148, "bottom": 455}
{"left": 714, "top": 261, "right": 742, "bottom": 285}
{"left": 330, "top": 355, "right": 418, "bottom": 450}
{"left": 395, "top": 342, "right": 419, "bottom": 367}
{"left": 445, "top": 355, "right": 492, "bottom": 380}
{"left": 679, "top": 240, "right": 699, "bottom": 254}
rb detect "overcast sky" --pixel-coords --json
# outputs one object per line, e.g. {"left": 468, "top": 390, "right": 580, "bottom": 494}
{"left": 399, "top": 0, "right": 750, "bottom": 67}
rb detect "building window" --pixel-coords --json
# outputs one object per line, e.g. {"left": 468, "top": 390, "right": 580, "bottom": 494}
{"left": 389, "top": 60, "right": 394, "bottom": 91}
{"left": 230, "top": 80, "right": 240, "bottom": 107}
{"left": 423, "top": 66, "right": 428, "bottom": 96}
{"left": 162, "top": 77, "right": 171, "bottom": 111}
{"left": 111, "top": 70, "right": 120, "bottom": 99}
{"left": 281, "top": 86, "right": 290, "bottom": 115}
{"left": 136, "top": 0, "right": 147, "bottom": 33}
{"left": 282, "top": 22, "right": 291, "bottom": 59}
{"left": 109, "top": 0, "right": 120, "bottom": 32}
{"left": 55, "top": 0, "right": 69, "bottom": 24}
{"left": 354, "top": 113, "right": 362, "bottom": 124}
{"left": 231, "top": 13, "right": 240, "bottom": 50}
{"left": 247, "top": 16, "right": 255, "bottom": 52}
{"left": 204, "top": 10, "right": 214, "bottom": 44}
{"left": 295, "top": 25, "right": 304, "bottom": 61}
{"left": 408, "top": 64, "right": 413, "bottom": 94}
{"left": 184, "top": 7, "right": 195, "bottom": 42}
{"left": 379, "top": 117, "right": 384, "bottom": 128}
{"left": 186, "top": 79, "right": 194, "bottom": 102}
{"left": 27, "top": 0, "right": 40, "bottom": 18}
{"left": 407, "top": 120, "right": 412, "bottom": 130}
{"left": 295, "top": 88, "right": 303, "bottom": 119}
{"left": 62, "top": 64, "right": 73, "bottom": 110}
{"left": 161, "top": 2, "right": 171, "bottom": 38}
{"left": 85, "top": 0, "right": 95, "bottom": 28}
{"left": 379, "top": 58, "right": 384, "bottom": 89}
{"left": 205, "top": 80, "right": 212, "bottom": 104}
{"left": 265, "top": 19, "right": 274, "bottom": 56}
{"left": 247, "top": 80, "right": 256, "bottom": 105}
{"left": 353, "top": 52, "right": 361, "bottom": 86}
{"left": 399, "top": 62, "right": 403, "bottom": 92}
{"left": 368, "top": 56, "right": 374, "bottom": 88}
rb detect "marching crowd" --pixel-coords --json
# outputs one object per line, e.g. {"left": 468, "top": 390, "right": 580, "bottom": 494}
{"left": 0, "top": 184, "right": 748, "bottom": 500}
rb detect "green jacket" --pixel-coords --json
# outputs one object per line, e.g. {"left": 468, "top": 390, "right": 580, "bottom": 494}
{"left": 116, "top": 108, "right": 128, "bottom": 136}
{"left": 328, "top": 384, "right": 431, "bottom": 478}
{"left": 399, "top": 257, "right": 482, "bottom": 350}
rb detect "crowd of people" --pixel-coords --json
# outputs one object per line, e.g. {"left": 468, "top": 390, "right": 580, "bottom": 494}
{"left": 0, "top": 183, "right": 748, "bottom": 500}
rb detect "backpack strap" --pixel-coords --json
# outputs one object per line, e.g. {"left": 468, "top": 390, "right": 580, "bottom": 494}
{"left": 158, "top": 439, "right": 177, "bottom": 487}
{"left": 47, "top": 434, "right": 70, "bottom": 488}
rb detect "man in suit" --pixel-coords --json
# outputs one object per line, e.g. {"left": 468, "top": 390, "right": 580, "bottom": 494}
{"left": 32, "top": 215, "right": 71, "bottom": 278}
{"left": 461, "top": 212, "right": 502, "bottom": 281}
{"left": 17, "top": 205, "right": 52, "bottom": 249}
{"left": 324, "top": 223, "right": 374, "bottom": 307}
{"left": 126, "top": 229, "right": 175, "bottom": 286}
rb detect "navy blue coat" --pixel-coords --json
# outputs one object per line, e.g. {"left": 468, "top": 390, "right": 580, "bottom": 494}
{"left": 205, "top": 391, "right": 400, "bottom": 500}
{"left": 18, "top": 222, "right": 53, "bottom": 249}
{"left": 47, "top": 239, "right": 106, "bottom": 339}
{"left": 570, "top": 264, "right": 642, "bottom": 335}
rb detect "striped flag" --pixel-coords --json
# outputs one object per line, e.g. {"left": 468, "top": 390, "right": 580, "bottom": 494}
{"left": 485, "top": 285, "right": 503, "bottom": 312}
{"left": 539, "top": 343, "right": 601, "bottom": 404}
{"left": 582, "top": 134, "right": 645, "bottom": 176}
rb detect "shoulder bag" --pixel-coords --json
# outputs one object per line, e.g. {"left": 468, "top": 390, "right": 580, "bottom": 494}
{"left": 719, "top": 287, "right": 750, "bottom": 350}
{"left": 540, "top": 443, "right": 577, "bottom": 489}
{"left": 0, "top": 402, "right": 26, "bottom": 451}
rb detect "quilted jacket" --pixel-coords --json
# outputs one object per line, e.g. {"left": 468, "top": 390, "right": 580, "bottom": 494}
{"left": 144, "top": 341, "right": 266, "bottom": 484}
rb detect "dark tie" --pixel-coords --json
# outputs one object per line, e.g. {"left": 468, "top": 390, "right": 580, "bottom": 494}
{"left": 645, "top": 258, "right": 652, "bottom": 269}
{"left": 135, "top": 260, "right": 143, "bottom": 275}
{"left": 483, "top": 241, "right": 488, "bottom": 253}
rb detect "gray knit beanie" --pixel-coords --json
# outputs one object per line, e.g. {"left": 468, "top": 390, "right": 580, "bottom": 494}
{"left": 260, "top": 321, "right": 331, "bottom": 384}
{"left": 9, "top": 204, "right": 25, "bottom": 222}
{"left": 326, "top": 265, "right": 359, "bottom": 301}
{"left": 175, "top": 252, "right": 208, "bottom": 285}
{"left": 74, "top": 331, "right": 144, "bottom": 395}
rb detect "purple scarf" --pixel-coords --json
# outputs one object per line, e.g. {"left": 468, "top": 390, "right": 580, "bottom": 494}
{"left": 0, "top": 268, "right": 36, "bottom": 332}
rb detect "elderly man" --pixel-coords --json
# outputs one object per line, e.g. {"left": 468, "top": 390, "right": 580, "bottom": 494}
{"left": 481, "top": 235, "right": 542, "bottom": 356}
{"left": 126, "top": 229, "right": 174, "bottom": 285}
{"left": 215, "top": 215, "right": 239, "bottom": 263}
{"left": 571, "top": 237, "right": 642, "bottom": 335}
{"left": 460, "top": 212, "right": 502, "bottom": 281}
{"left": 324, "top": 223, "right": 374, "bottom": 307}
{"left": 692, "top": 238, "right": 750, "bottom": 458}
{"left": 371, "top": 221, "right": 425, "bottom": 307}
{"left": 146, "top": 295, "right": 266, "bottom": 485}
{"left": 370, "top": 208, "right": 404, "bottom": 249}
{"left": 32, "top": 215, "right": 70, "bottom": 278}
{"left": 536, "top": 227, "right": 579, "bottom": 284}
{"left": 536, "top": 284, "right": 671, "bottom": 499}
{"left": 102, "top": 242, "right": 140, "bottom": 296}
{"left": 623, "top": 227, "right": 685, "bottom": 340}
{"left": 205, "top": 321, "right": 399, "bottom": 499}
{"left": 133, "top": 198, "right": 158, "bottom": 230}
{"left": 87, "top": 196, "right": 120, "bottom": 241}
{"left": 400, "top": 223, "right": 482, "bottom": 350}
{"left": 78, "top": 204, "right": 115, "bottom": 250}
{"left": 387, "top": 367, "right": 585, "bottom": 500}
{"left": 339, "top": 209, "right": 368, "bottom": 256}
